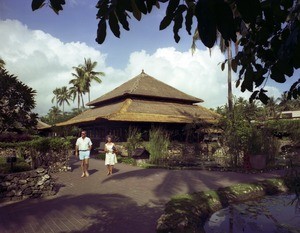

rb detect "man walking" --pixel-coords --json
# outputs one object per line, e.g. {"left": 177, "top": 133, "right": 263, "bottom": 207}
{"left": 75, "top": 131, "right": 92, "bottom": 177}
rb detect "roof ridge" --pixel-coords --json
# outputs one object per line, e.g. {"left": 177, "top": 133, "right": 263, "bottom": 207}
{"left": 129, "top": 70, "right": 145, "bottom": 93}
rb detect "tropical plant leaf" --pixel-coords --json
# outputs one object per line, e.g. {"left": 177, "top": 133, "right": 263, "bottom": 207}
{"left": 116, "top": 8, "right": 130, "bottom": 31}
{"left": 259, "top": 90, "right": 270, "bottom": 105}
{"left": 249, "top": 90, "right": 259, "bottom": 103}
{"left": 221, "top": 62, "right": 226, "bottom": 71}
{"left": 96, "top": 18, "right": 107, "bottom": 44}
{"left": 166, "top": 0, "right": 180, "bottom": 16}
{"left": 173, "top": 14, "right": 183, "bottom": 43}
{"left": 31, "top": 0, "right": 46, "bottom": 11}
{"left": 195, "top": 0, "right": 217, "bottom": 48}
{"left": 49, "top": 0, "right": 65, "bottom": 15}
{"left": 135, "top": 0, "right": 148, "bottom": 14}
{"left": 231, "top": 58, "right": 237, "bottom": 73}
{"left": 271, "top": 64, "right": 286, "bottom": 83}
{"left": 236, "top": 0, "right": 261, "bottom": 24}
{"left": 131, "top": 0, "right": 142, "bottom": 21}
{"left": 242, "top": 67, "right": 254, "bottom": 92}
{"left": 185, "top": 6, "right": 193, "bottom": 35}
{"left": 109, "top": 11, "right": 120, "bottom": 38}
{"left": 146, "top": 0, "right": 156, "bottom": 13}
{"left": 160, "top": 15, "right": 173, "bottom": 30}
{"left": 215, "top": 0, "right": 236, "bottom": 43}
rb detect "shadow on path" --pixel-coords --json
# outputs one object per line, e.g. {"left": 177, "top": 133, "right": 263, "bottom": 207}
{"left": 0, "top": 193, "right": 162, "bottom": 233}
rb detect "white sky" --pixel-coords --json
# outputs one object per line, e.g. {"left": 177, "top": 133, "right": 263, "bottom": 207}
{"left": 0, "top": 1, "right": 288, "bottom": 116}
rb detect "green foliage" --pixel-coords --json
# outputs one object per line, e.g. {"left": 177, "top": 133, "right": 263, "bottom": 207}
{"left": 146, "top": 127, "right": 170, "bottom": 164}
{"left": 0, "top": 156, "right": 32, "bottom": 174}
{"left": 244, "top": 127, "right": 280, "bottom": 163}
{"left": 95, "top": 153, "right": 106, "bottom": 160}
{"left": 218, "top": 97, "right": 280, "bottom": 167}
{"left": 41, "top": 107, "right": 86, "bottom": 125}
{"left": 0, "top": 132, "right": 32, "bottom": 143}
{"left": 0, "top": 136, "right": 74, "bottom": 152}
{"left": 265, "top": 119, "right": 300, "bottom": 144}
{"left": 0, "top": 68, "right": 38, "bottom": 133}
{"left": 0, "top": 136, "right": 75, "bottom": 172}
{"left": 125, "top": 126, "right": 143, "bottom": 157}
{"left": 117, "top": 156, "right": 135, "bottom": 165}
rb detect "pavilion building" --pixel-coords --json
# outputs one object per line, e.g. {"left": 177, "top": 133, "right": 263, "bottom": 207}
{"left": 56, "top": 70, "right": 220, "bottom": 144}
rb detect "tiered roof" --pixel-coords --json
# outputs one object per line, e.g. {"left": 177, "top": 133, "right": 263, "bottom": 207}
{"left": 56, "top": 71, "right": 219, "bottom": 126}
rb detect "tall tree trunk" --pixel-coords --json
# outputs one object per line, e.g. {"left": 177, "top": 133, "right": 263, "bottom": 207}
{"left": 81, "top": 93, "right": 85, "bottom": 108}
{"left": 77, "top": 94, "right": 80, "bottom": 110}
{"left": 88, "top": 91, "right": 91, "bottom": 108}
{"left": 227, "top": 43, "right": 233, "bottom": 114}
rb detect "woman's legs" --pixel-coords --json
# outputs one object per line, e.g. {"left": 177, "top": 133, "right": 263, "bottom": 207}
{"left": 106, "top": 165, "right": 110, "bottom": 175}
{"left": 110, "top": 165, "right": 113, "bottom": 174}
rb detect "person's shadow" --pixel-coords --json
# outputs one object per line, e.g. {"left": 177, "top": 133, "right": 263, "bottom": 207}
{"left": 88, "top": 169, "right": 98, "bottom": 175}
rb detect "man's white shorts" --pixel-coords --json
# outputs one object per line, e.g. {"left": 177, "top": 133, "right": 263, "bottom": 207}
{"left": 79, "top": 150, "right": 90, "bottom": 160}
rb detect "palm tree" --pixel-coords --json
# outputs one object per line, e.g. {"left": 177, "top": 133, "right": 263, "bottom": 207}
{"left": 0, "top": 58, "right": 5, "bottom": 69}
{"left": 57, "top": 86, "right": 72, "bottom": 115}
{"left": 80, "top": 58, "right": 105, "bottom": 103}
{"left": 277, "top": 93, "right": 293, "bottom": 111}
{"left": 265, "top": 97, "right": 279, "bottom": 118}
{"left": 47, "top": 106, "right": 62, "bottom": 124}
{"left": 51, "top": 88, "right": 60, "bottom": 108}
{"left": 69, "top": 67, "right": 86, "bottom": 110}
{"left": 192, "top": 31, "right": 235, "bottom": 114}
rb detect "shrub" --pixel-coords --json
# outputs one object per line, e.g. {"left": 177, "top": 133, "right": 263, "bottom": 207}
{"left": 0, "top": 157, "right": 31, "bottom": 174}
{"left": 125, "top": 126, "right": 143, "bottom": 157}
{"left": 146, "top": 127, "right": 170, "bottom": 164}
{"left": 0, "top": 136, "right": 75, "bottom": 172}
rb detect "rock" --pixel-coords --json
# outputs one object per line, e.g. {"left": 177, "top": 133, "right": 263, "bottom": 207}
{"left": 15, "top": 190, "right": 23, "bottom": 196}
{"left": 1, "top": 181, "right": 11, "bottom": 187}
{"left": 6, "top": 190, "right": 16, "bottom": 197}
{"left": 36, "top": 180, "right": 44, "bottom": 186}
{"left": 36, "top": 168, "right": 45, "bottom": 174}
{"left": 43, "top": 174, "right": 50, "bottom": 180}
{"left": 5, "top": 174, "right": 14, "bottom": 181}
{"left": 7, "top": 184, "right": 17, "bottom": 191}
{"left": 18, "top": 179, "right": 27, "bottom": 185}
{"left": 23, "top": 188, "right": 32, "bottom": 195}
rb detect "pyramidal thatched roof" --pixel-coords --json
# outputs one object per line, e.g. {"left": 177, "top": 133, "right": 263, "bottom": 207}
{"left": 56, "top": 99, "right": 220, "bottom": 126}
{"left": 87, "top": 70, "right": 203, "bottom": 106}
{"left": 56, "top": 71, "right": 219, "bottom": 127}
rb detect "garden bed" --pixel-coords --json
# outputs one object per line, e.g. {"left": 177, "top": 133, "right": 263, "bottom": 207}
{"left": 156, "top": 174, "right": 300, "bottom": 233}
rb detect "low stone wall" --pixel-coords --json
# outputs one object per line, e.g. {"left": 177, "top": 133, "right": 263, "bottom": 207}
{"left": 0, "top": 168, "right": 56, "bottom": 203}
{"left": 0, "top": 147, "right": 72, "bottom": 172}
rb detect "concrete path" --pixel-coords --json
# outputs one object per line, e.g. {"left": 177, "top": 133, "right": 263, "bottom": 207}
{"left": 0, "top": 157, "right": 286, "bottom": 233}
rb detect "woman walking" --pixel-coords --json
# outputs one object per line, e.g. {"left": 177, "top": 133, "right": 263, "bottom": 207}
{"left": 104, "top": 136, "right": 117, "bottom": 175}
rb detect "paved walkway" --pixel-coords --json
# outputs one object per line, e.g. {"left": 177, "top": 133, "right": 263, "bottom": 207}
{"left": 0, "top": 158, "right": 286, "bottom": 233}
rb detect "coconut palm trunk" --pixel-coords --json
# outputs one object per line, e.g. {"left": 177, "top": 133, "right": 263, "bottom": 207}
{"left": 227, "top": 43, "right": 233, "bottom": 114}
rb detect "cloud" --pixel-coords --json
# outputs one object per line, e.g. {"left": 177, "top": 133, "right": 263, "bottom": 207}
{"left": 0, "top": 19, "right": 282, "bottom": 117}
{"left": 124, "top": 47, "right": 232, "bottom": 108}
{"left": 0, "top": 19, "right": 108, "bottom": 115}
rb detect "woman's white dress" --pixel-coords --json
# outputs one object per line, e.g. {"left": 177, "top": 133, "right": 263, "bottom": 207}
{"left": 105, "top": 143, "right": 117, "bottom": 165}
